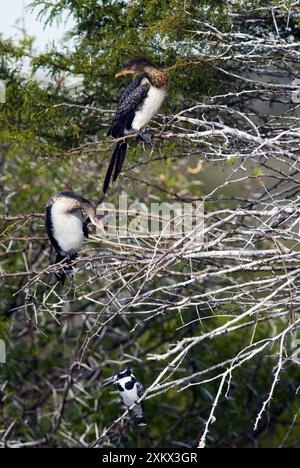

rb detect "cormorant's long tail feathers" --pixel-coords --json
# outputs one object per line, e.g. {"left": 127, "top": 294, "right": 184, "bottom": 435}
{"left": 113, "top": 140, "right": 127, "bottom": 182}
{"left": 103, "top": 141, "right": 127, "bottom": 194}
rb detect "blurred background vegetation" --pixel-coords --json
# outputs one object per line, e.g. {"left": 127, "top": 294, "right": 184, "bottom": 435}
{"left": 0, "top": 0, "right": 300, "bottom": 448}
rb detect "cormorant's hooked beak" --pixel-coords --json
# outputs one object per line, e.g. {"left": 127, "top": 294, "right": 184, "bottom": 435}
{"left": 115, "top": 69, "right": 134, "bottom": 78}
{"left": 99, "top": 374, "right": 118, "bottom": 389}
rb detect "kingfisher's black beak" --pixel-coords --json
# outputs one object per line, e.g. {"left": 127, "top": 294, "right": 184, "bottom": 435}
{"left": 99, "top": 374, "right": 118, "bottom": 389}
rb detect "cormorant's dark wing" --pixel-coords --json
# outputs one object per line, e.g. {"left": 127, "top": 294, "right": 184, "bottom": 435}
{"left": 118, "top": 73, "right": 147, "bottom": 105}
{"left": 114, "top": 84, "right": 150, "bottom": 127}
{"left": 45, "top": 205, "right": 61, "bottom": 254}
{"left": 108, "top": 75, "right": 145, "bottom": 138}
{"left": 109, "top": 78, "right": 150, "bottom": 138}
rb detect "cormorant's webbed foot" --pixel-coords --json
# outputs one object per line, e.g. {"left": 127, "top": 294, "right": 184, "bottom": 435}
{"left": 124, "top": 129, "right": 138, "bottom": 137}
{"left": 67, "top": 252, "right": 77, "bottom": 262}
{"left": 138, "top": 132, "right": 152, "bottom": 146}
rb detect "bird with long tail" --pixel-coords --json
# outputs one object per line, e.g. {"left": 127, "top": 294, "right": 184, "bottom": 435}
{"left": 103, "top": 57, "right": 169, "bottom": 194}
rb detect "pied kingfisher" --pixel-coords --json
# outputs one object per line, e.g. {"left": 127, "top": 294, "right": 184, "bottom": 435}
{"left": 100, "top": 368, "right": 147, "bottom": 427}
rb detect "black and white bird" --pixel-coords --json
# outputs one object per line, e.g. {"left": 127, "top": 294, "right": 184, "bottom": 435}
{"left": 103, "top": 57, "right": 169, "bottom": 194}
{"left": 100, "top": 367, "right": 147, "bottom": 427}
{"left": 45, "top": 191, "right": 101, "bottom": 284}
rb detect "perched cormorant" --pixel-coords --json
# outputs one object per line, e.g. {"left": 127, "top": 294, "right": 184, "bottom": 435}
{"left": 45, "top": 191, "right": 101, "bottom": 284}
{"left": 103, "top": 57, "right": 169, "bottom": 194}
{"left": 100, "top": 367, "right": 147, "bottom": 426}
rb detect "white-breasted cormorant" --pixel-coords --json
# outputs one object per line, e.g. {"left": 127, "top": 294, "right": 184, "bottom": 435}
{"left": 103, "top": 57, "right": 169, "bottom": 194}
{"left": 45, "top": 191, "right": 101, "bottom": 284}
